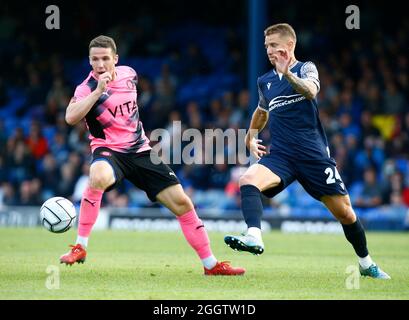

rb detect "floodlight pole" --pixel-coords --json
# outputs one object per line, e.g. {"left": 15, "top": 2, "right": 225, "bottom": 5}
{"left": 248, "top": 0, "right": 268, "bottom": 110}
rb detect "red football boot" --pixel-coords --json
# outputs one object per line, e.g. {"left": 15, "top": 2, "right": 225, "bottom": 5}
{"left": 204, "top": 261, "right": 246, "bottom": 276}
{"left": 59, "top": 244, "right": 87, "bottom": 265}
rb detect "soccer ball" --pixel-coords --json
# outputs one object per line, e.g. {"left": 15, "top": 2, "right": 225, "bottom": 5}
{"left": 40, "top": 197, "right": 77, "bottom": 233}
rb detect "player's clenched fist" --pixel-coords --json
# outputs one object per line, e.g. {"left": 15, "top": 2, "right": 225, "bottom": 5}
{"left": 96, "top": 72, "right": 112, "bottom": 94}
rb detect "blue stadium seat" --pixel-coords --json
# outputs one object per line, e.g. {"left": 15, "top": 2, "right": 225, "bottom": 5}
{"left": 64, "top": 59, "right": 90, "bottom": 85}
{"left": 4, "top": 118, "right": 18, "bottom": 136}
{"left": 20, "top": 118, "right": 32, "bottom": 136}
{"left": 348, "top": 181, "right": 364, "bottom": 200}
{"left": 0, "top": 96, "right": 26, "bottom": 117}
{"left": 126, "top": 57, "right": 164, "bottom": 80}
{"left": 43, "top": 126, "right": 57, "bottom": 144}
{"left": 395, "top": 158, "right": 409, "bottom": 176}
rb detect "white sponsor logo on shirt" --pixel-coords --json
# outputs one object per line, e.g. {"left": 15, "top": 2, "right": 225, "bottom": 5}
{"left": 268, "top": 94, "right": 306, "bottom": 111}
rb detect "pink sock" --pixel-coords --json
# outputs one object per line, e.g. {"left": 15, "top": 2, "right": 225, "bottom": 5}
{"left": 78, "top": 186, "right": 104, "bottom": 237}
{"left": 177, "top": 209, "right": 213, "bottom": 259}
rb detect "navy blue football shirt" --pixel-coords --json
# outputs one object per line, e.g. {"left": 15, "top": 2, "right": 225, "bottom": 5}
{"left": 258, "top": 61, "right": 330, "bottom": 160}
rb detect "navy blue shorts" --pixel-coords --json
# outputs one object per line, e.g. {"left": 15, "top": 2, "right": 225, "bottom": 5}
{"left": 258, "top": 152, "right": 348, "bottom": 201}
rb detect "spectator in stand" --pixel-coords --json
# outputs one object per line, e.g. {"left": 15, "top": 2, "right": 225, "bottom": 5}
{"left": 44, "top": 96, "right": 59, "bottom": 125}
{"left": 66, "top": 151, "right": 83, "bottom": 179}
{"left": 72, "top": 163, "right": 90, "bottom": 205}
{"left": 354, "top": 136, "right": 385, "bottom": 177}
{"left": 155, "top": 63, "right": 178, "bottom": 110}
{"left": 354, "top": 167, "right": 383, "bottom": 209}
{"left": 389, "top": 191, "right": 407, "bottom": 211}
{"left": 185, "top": 101, "right": 203, "bottom": 130}
{"left": 383, "top": 81, "right": 407, "bottom": 115}
{"left": 230, "top": 90, "right": 250, "bottom": 128}
{"left": 105, "top": 189, "right": 130, "bottom": 208}
{"left": 55, "top": 113, "right": 70, "bottom": 136}
{"left": 359, "top": 110, "right": 381, "bottom": 145}
{"left": 30, "top": 178, "right": 44, "bottom": 205}
{"left": 0, "top": 155, "right": 7, "bottom": 183}
{"left": 39, "top": 153, "right": 61, "bottom": 197}
{"left": 338, "top": 112, "right": 361, "bottom": 138}
{"left": 68, "top": 121, "right": 90, "bottom": 154}
{"left": 138, "top": 76, "right": 154, "bottom": 108}
{"left": 0, "top": 121, "right": 6, "bottom": 157}
{"left": 17, "top": 179, "right": 42, "bottom": 206}
{"left": 45, "top": 77, "right": 71, "bottom": 117}
{"left": 381, "top": 171, "right": 405, "bottom": 205}
{"left": 363, "top": 84, "right": 382, "bottom": 114}
{"left": 7, "top": 127, "right": 25, "bottom": 152}
{"left": 56, "top": 163, "right": 77, "bottom": 200}
{"left": 205, "top": 98, "right": 222, "bottom": 128}
{"left": 183, "top": 43, "right": 211, "bottom": 78}
{"left": 222, "top": 91, "right": 235, "bottom": 110}
{"left": 137, "top": 76, "right": 155, "bottom": 127}
{"left": 0, "top": 182, "right": 17, "bottom": 207}
{"left": 182, "top": 161, "right": 210, "bottom": 191}
{"left": 209, "top": 162, "right": 230, "bottom": 190}
{"left": 25, "top": 122, "right": 48, "bottom": 160}
{"left": 6, "top": 141, "right": 36, "bottom": 186}
{"left": 402, "top": 185, "right": 409, "bottom": 207}
{"left": 400, "top": 112, "right": 409, "bottom": 155}
{"left": 50, "top": 131, "right": 70, "bottom": 165}
{"left": 337, "top": 88, "right": 362, "bottom": 125}
{"left": 17, "top": 71, "right": 46, "bottom": 118}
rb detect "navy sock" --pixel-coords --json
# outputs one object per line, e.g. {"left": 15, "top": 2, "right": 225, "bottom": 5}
{"left": 341, "top": 218, "right": 369, "bottom": 258}
{"left": 240, "top": 185, "right": 264, "bottom": 229}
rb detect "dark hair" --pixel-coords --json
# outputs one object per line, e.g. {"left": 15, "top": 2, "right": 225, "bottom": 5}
{"left": 89, "top": 35, "right": 117, "bottom": 54}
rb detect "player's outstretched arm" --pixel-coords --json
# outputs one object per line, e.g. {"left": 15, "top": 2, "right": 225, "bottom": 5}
{"left": 65, "top": 72, "right": 111, "bottom": 125}
{"left": 245, "top": 107, "right": 269, "bottom": 160}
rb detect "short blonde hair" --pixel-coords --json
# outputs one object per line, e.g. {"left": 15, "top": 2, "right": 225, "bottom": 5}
{"left": 264, "top": 23, "right": 296, "bottom": 42}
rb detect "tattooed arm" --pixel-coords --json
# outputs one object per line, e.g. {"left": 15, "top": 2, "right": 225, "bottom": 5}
{"left": 284, "top": 71, "right": 318, "bottom": 100}
{"left": 274, "top": 49, "right": 320, "bottom": 100}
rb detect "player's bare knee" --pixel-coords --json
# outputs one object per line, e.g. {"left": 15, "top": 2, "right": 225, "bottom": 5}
{"left": 337, "top": 203, "right": 356, "bottom": 224}
{"left": 89, "top": 172, "right": 114, "bottom": 190}
{"left": 343, "top": 207, "right": 356, "bottom": 224}
{"left": 89, "top": 162, "right": 115, "bottom": 190}
{"left": 239, "top": 174, "right": 257, "bottom": 188}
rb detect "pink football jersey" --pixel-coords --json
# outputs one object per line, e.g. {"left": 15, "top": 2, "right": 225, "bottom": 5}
{"left": 72, "top": 66, "right": 151, "bottom": 154}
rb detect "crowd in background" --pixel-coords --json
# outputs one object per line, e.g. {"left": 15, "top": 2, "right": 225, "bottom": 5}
{"left": 0, "top": 2, "right": 408, "bottom": 218}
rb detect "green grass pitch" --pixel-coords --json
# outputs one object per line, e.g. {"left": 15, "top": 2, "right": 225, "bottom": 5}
{"left": 0, "top": 228, "right": 408, "bottom": 299}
